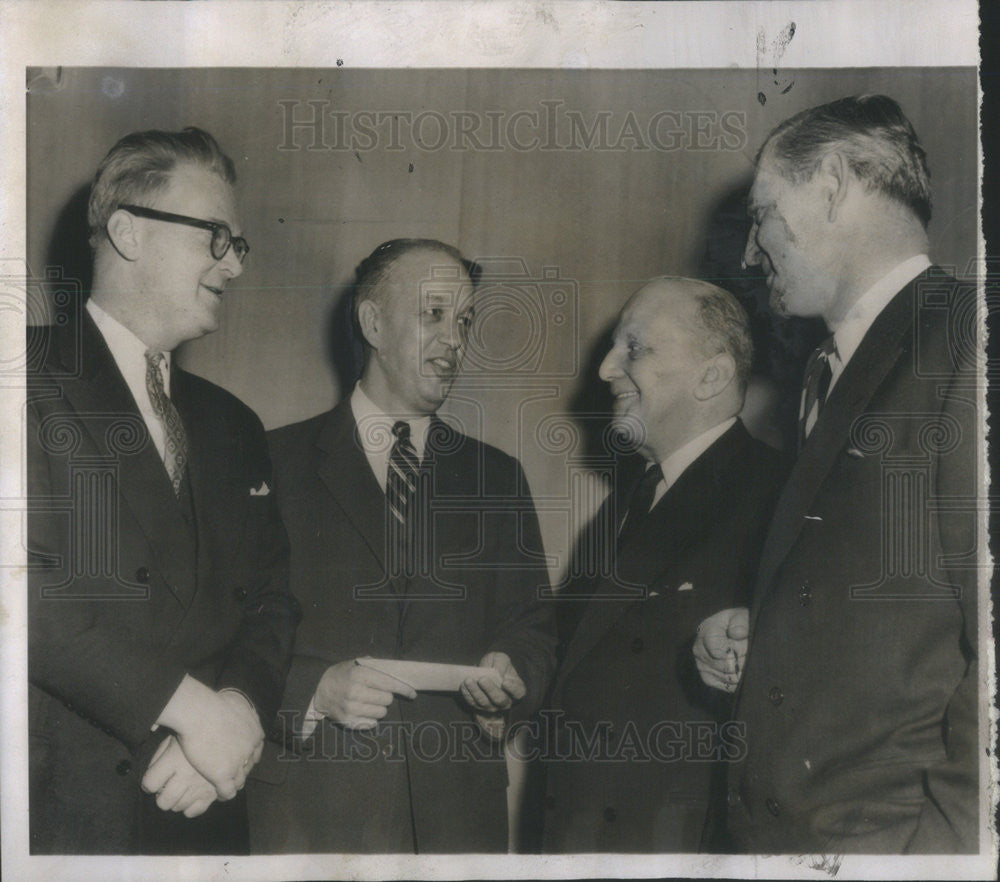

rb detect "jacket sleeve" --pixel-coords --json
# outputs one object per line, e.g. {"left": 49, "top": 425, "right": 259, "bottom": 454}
{"left": 26, "top": 396, "right": 189, "bottom": 750}
{"left": 904, "top": 366, "right": 981, "bottom": 853}
{"left": 483, "top": 457, "right": 557, "bottom": 722}
{"left": 214, "top": 407, "right": 301, "bottom": 731}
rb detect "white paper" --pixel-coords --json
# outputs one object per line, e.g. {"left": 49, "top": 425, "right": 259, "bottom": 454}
{"left": 356, "top": 658, "right": 503, "bottom": 692}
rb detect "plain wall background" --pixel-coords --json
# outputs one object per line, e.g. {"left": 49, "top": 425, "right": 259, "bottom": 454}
{"left": 27, "top": 66, "right": 979, "bottom": 585}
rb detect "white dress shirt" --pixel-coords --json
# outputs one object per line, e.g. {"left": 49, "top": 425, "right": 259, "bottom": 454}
{"left": 639, "top": 417, "right": 738, "bottom": 514}
{"left": 827, "top": 253, "right": 931, "bottom": 394}
{"left": 87, "top": 299, "right": 170, "bottom": 464}
{"left": 350, "top": 383, "right": 431, "bottom": 491}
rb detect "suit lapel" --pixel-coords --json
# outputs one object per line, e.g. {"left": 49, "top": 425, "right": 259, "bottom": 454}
{"left": 558, "top": 422, "right": 751, "bottom": 684}
{"left": 752, "top": 283, "right": 916, "bottom": 613}
{"left": 172, "top": 367, "right": 245, "bottom": 607}
{"left": 55, "top": 315, "right": 197, "bottom": 605}
{"left": 315, "top": 401, "right": 389, "bottom": 578}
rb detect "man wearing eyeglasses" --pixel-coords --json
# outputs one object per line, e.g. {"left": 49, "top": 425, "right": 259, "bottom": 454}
{"left": 27, "top": 127, "right": 300, "bottom": 854}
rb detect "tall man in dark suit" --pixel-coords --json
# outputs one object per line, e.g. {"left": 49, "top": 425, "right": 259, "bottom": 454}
{"left": 247, "top": 239, "right": 555, "bottom": 853}
{"left": 541, "top": 277, "right": 784, "bottom": 852}
{"left": 27, "top": 127, "right": 300, "bottom": 854}
{"left": 694, "top": 95, "right": 981, "bottom": 853}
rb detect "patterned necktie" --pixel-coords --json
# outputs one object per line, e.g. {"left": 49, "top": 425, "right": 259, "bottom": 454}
{"left": 618, "top": 463, "right": 663, "bottom": 546}
{"left": 799, "top": 336, "right": 837, "bottom": 450}
{"left": 145, "top": 351, "right": 189, "bottom": 497}
{"left": 386, "top": 420, "right": 421, "bottom": 574}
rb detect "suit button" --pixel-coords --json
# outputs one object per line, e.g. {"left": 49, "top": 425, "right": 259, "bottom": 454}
{"left": 233, "top": 586, "right": 248, "bottom": 601}
{"left": 630, "top": 637, "right": 644, "bottom": 654}
{"left": 768, "top": 687, "right": 784, "bottom": 706}
{"left": 726, "top": 788, "right": 741, "bottom": 807}
{"left": 603, "top": 807, "right": 617, "bottom": 823}
{"left": 766, "top": 797, "right": 781, "bottom": 817}
{"left": 116, "top": 759, "right": 132, "bottom": 776}
{"left": 798, "top": 584, "right": 812, "bottom": 606}
{"left": 135, "top": 567, "right": 150, "bottom": 584}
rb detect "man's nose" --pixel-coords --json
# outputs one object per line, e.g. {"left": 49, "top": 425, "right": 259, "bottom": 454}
{"left": 219, "top": 244, "right": 244, "bottom": 279}
{"left": 439, "top": 315, "right": 460, "bottom": 349}
{"left": 598, "top": 348, "right": 621, "bottom": 382}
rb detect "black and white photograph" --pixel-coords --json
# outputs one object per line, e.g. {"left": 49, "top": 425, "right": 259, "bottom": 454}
{"left": 0, "top": 1, "right": 994, "bottom": 879}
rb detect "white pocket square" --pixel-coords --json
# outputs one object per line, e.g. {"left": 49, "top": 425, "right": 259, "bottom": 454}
{"left": 677, "top": 581, "right": 694, "bottom": 592}
{"left": 250, "top": 481, "right": 271, "bottom": 497}
{"left": 846, "top": 447, "right": 865, "bottom": 458}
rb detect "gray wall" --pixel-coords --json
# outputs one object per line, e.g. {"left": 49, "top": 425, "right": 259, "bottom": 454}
{"left": 27, "top": 67, "right": 979, "bottom": 579}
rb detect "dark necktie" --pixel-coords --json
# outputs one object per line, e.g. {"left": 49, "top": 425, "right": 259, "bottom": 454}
{"left": 386, "top": 420, "right": 421, "bottom": 575}
{"left": 145, "top": 351, "right": 189, "bottom": 498}
{"left": 618, "top": 463, "right": 663, "bottom": 546}
{"left": 799, "top": 336, "right": 837, "bottom": 450}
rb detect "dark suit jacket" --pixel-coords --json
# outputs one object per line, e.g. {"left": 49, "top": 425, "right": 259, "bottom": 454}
{"left": 27, "top": 314, "right": 300, "bottom": 854}
{"left": 246, "top": 399, "right": 556, "bottom": 853}
{"left": 728, "top": 269, "right": 981, "bottom": 853}
{"left": 542, "top": 421, "right": 784, "bottom": 852}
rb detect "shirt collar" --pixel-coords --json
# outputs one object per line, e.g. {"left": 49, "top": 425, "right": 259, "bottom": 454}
{"left": 831, "top": 254, "right": 931, "bottom": 371}
{"left": 350, "top": 382, "right": 431, "bottom": 462}
{"left": 657, "top": 416, "right": 737, "bottom": 491}
{"left": 86, "top": 299, "right": 171, "bottom": 392}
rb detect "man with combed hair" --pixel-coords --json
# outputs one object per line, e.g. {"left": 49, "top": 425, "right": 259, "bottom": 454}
{"left": 247, "top": 238, "right": 555, "bottom": 853}
{"left": 694, "top": 94, "right": 980, "bottom": 853}
{"left": 541, "top": 277, "right": 784, "bottom": 853}
{"left": 27, "top": 127, "right": 300, "bottom": 853}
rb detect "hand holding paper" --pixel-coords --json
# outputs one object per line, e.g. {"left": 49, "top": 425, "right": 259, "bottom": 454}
{"left": 314, "top": 659, "right": 418, "bottom": 730}
{"left": 460, "top": 652, "right": 526, "bottom": 741}
{"left": 460, "top": 651, "right": 526, "bottom": 713}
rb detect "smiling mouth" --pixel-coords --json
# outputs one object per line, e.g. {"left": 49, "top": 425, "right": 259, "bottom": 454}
{"left": 428, "top": 357, "right": 457, "bottom": 374}
{"left": 612, "top": 390, "right": 638, "bottom": 406}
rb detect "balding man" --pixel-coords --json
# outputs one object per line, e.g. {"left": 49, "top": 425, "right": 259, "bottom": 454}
{"left": 540, "top": 278, "right": 784, "bottom": 853}
{"left": 247, "top": 239, "right": 555, "bottom": 853}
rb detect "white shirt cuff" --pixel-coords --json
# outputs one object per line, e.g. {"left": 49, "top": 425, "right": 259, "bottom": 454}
{"left": 300, "top": 695, "right": 325, "bottom": 740}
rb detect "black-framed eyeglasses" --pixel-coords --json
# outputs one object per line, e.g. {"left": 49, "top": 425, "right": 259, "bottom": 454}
{"left": 118, "top": 204, "right": 249, "bottom": 263}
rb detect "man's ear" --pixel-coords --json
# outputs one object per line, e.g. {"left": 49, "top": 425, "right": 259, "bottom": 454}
{"left": 818, "top": 151, "right": 850, "bottom": 223}
{"left": 104, "top": 208, "right": 143, "bottom": 261}
{"left": 694, "top": 352, "right": 736, "bottom": 401}
{"left": 356, "top": 299, "right": 381, "bottom": 351}
{"left": 105, "top": 209, "right": 142, "bottom": 261}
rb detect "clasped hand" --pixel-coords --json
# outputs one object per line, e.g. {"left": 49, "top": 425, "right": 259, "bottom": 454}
{"left": 143, "top": 678, "right": 264, "bottom": 816}
{"left": 693, "top": 607, "right": 749, "bottom": 693}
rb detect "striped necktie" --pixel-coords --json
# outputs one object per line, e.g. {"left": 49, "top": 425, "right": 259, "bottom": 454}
{"left": 799, "top": 336, "right": 837, "bottom": 450}
{"left": 386, "top": 420, "right": 420, "bottom": 575}
{"left": 144, "top": 351, "right": 189, "bottom": 498}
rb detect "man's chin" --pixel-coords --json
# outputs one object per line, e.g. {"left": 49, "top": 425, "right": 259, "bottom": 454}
{"left": 608, "top": 414, "right": 645, "bottom": 453}
{"left": 768, "top": 288, "right": 792, "bottom": 318}
{"left": 418, "top": 383, "right": 450, "bottom": 413}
